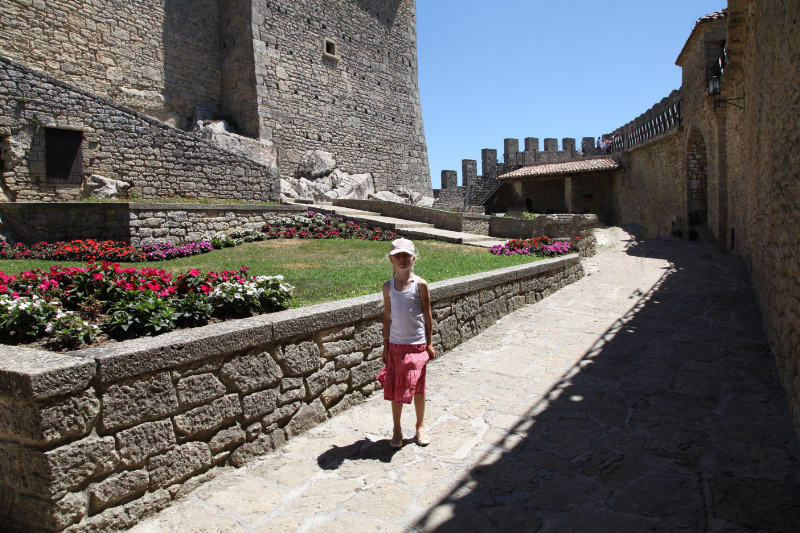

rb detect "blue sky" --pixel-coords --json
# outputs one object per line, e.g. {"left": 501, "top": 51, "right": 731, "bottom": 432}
{"left": 417, "top": 1, "right": 726, "bottom": 189}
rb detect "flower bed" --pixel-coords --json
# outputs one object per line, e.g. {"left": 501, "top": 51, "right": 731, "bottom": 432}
{"left": 0, "top": 262, "right": 294, "bottom": 350}
{"left": 262, "top": 210, "right": 399, "bottom": 241}
{"left": 490, "top": 236, "right": 577, "bottom": 256}
{"left": 0, "top": 239, "right": 145, "bottom": 262}
{"left": 0, "top": 211, "right": 398, "bottom": 265}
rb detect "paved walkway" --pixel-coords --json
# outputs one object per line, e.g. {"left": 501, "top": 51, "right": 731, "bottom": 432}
{"left": 132, "top": 228, "right": 800, "bottom": 532}
{"left": 301, "top": 203, "right": 507, "bottom": 248}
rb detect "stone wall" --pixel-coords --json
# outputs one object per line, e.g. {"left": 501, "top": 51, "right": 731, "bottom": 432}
{"left": 722, "top": 0, "right": 800, "bottom": 439}
{"left": 0, "top": 255, "right": 583, "bottom": 532}
{"left": 0, "top": 58, "right": 279, "bottom": 203}
{"left": 0, "top": 0, "right": 222, "bottom": 129}
{"left": 250, "top": 0, "right": 430, "bottom": 194}
{"left": 334, "top": 199, "right": 598, "bottom": 240}
{"left": 616, "top": 129, "right": 686, "bottom": 237}
{"left": 0, "top": 203, "right": 305, "bottom": 247}
{"left": 488, "top": 214, "right": 599, "bottom": 241}
{"left": 335, "top": 199, "right": 482, "bottom": 233}
{"left": 0, "top": 0, "right": 432, "bottom": 196}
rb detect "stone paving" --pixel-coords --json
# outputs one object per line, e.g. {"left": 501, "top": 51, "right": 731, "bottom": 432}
{"left": 131, "top": 228, "right": 800, "bottom": 532}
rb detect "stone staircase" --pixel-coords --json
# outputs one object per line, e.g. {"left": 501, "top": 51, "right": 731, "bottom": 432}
{"left": 303, "top": 204, "right": 506, "bottom": 248}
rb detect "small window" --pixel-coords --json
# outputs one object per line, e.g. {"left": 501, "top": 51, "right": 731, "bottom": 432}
{"left": 45, "top": 128, "right": 83, "bottom": 182}
{"left": 323, "top": 38, "right": 339, "bottom": 62}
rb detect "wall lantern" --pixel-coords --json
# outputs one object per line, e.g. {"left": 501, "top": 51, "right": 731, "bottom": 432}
{"left": 708, "top": 76, "right": 721, "bottom": 96}
{"left": 708, "top": 75, "right": 744, "bottom": 111}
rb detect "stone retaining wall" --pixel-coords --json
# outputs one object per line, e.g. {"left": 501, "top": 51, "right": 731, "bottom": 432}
{"left": 0, "top": 255, "right": 583, "bottom": 532}
{"left": 0, "top": 57, "right": 279, "bottom": 203}
{"left": 0, "top": 203, "right": 306, "bottom": 247}
{"left": 334, "top": 199, "right": 598, "bottom": 240}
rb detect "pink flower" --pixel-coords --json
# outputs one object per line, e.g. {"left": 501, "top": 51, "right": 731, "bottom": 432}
{"left": 93, "top": 273, "right": 103, "bottom": 280}
{"left": 189, "top": 268, "right": 200, "bottom": 276}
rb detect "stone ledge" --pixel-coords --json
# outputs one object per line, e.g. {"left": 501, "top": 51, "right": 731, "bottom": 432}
{"left": 0, "top": 346, "right": 95, "bottom": 399}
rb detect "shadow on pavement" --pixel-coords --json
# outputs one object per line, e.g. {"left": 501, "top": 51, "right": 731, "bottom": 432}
{"left": 317, "top": 438, "right": 401, "bottom": 469}
{"left": 415, "top": 236, "right": 800, "bottom": 532}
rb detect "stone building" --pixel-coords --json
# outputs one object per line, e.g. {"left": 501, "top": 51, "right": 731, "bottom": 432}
{"left": 0, "top": 0, "right": 431, "bottom": 201}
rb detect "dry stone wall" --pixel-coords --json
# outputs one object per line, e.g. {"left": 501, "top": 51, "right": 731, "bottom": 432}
{"left": 0, "top": 255, "right": 583, "bottom": 532}
{"left": 0, "top": 58, "right": 279, "bottom": 203}
{"left": 0, "top": 0, "right": 222, "bottom": 129}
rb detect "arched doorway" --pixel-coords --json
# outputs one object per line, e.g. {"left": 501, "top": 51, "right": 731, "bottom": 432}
{"left": 686, "top": 129, "right": 708, "bottom": 240}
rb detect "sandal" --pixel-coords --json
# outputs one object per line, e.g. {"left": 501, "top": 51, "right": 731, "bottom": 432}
{"left": 415, "top": 431, "right": 431, "bottom": 446}
{"left": 390, "top": 432, "right": 403, "bottom": 448}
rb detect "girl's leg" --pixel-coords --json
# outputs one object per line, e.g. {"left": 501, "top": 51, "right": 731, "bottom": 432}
{"left": 413, "top": 393, "right": 426, "bottom": 433}
{"left": 391, "top": 401, "right": 404, "bottom": 440}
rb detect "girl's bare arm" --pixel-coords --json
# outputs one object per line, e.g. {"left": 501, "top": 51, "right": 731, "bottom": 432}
{"left": 381, "top": 281, "right": 392, "bottom": 363}
{"left": 418, "top": 279, "right": 435, "bottom": 359}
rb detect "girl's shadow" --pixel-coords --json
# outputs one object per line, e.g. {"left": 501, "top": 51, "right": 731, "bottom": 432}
{"left": 317, "top": 437, "right": 402, "bottom": 469}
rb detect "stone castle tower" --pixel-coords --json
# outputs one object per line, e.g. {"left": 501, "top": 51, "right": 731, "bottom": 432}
{"left": 0, "top": 0, "right": 432, "bottom": 196}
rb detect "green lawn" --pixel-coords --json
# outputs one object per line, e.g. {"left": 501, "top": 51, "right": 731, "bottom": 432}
{"left": 0, "top": 239, "right": 543, "bottom": 307}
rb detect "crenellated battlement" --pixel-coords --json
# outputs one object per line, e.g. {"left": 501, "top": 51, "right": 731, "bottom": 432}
{"left": 610, "top": 89, "right": 682, "bottom": 151}
{"left": 436, "top": 134, "right": 599, "bottom": 209}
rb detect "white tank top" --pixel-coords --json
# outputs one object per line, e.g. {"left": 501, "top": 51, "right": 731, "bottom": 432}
{"left": 389, "top": 276, "right": 426, "bottom": 344}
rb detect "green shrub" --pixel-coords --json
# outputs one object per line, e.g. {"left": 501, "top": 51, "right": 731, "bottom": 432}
{"left": 519, "top": 212, "right": 537, "bottom": 221}
{"left": 103, "top": 290, "right": 178, "bottom": 339}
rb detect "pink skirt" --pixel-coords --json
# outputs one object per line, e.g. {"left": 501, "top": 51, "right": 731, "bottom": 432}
{"left": 376, "top": 342, "right": 429, "bottom": 404}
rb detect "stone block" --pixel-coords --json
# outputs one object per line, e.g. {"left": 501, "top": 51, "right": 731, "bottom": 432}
{"left": 321, "top": 383, "right": 349, "bottom": 408}
{"left": 356, "top": 321, "right": 383, "bottom": 348}
{"left": 6, "top": 435, "right": 118, "bottom": 499}
{"left": 454, "top": 294, "right": 480, "bottom": 323}
{"left": 148, "top": 442, "right": 211, "bottom": 489}
{"left": 88, "top": 469, "right": 149, "bottom": 513}
{"left": 304, "top": 363, "right": 337, "bottom": 398}
{"left": 438, "top": 315, "right": 460, "bottom": 351}
{"left": 220, "top": 348, "right": 282, "bottom": 393}
{"left": 72, "top": 488, "right": 171, "bottom": 532}
{"left": 335, "top": 351, "right": 364, "bottom": 369}
{"left": 321, "top": 338, "right": 359, "bottom": 357}
{"left": 271, "top": 301, "right": 361, "bottom": 340}
{"left": 319, "top": 325, "right": 355, "bottom": 343}
{"left": 116, "top": 419, "right": 176, "bottom": 467}
{"left": 173, "top": 394, "right": 241, "bottom": 438}
{"left": 278, "top": 388, "right": 305, "bottom": 406}
{"left": 276, "top": 341, "right": 320, "bottom": 376}
{"left": 229, "top": 430, "right": 286, "bottom": 467}
{"left": 351, "top": 359, "right": 383, "bottom": 389}
{"left": 0, "top": 387, "right": 99, "bottom": 444}
{"left": 262, "top": 401, "right": 301, "bottom": 427}
{"left": 280, "top": 377, "right": 304, "bottom": 392}
{"left": 13, "top": 491, "right": 87, "bottom": 531}
{"left": 242, "top": 389, "right": 277, "bottom": 421}
{"left": 101, "top": 371, "right": 178, "bottom": 431}
{"left": 286, "top": 399, "right": 328, "bottom": 438}
{"left": 0, "top": 346, "right": 95, "bottom": 399}
{"left": 329, "top": 392, "right": 366, "bottom": 417}
{"left": 208, "top": 426, "right": 246, "bottom": 454}
{"left": 176, "top": 373, "right": 226, "bottom": 407}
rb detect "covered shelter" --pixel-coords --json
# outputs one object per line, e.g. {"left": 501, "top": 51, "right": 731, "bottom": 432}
{"left": 489, "top": 157, "right": 621, "bottom": 224}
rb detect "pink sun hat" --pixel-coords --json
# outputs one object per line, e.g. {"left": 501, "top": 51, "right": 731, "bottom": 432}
{"left": 389, "top": 238, "right": 416, "bottom": 256}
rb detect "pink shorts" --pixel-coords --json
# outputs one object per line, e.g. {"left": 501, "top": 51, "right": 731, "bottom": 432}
{"left": 376, "top": 342, "right": 429, "bottom": 404}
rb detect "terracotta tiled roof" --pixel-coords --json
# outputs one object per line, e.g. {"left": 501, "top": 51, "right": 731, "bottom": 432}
{"left": 676, "top": 8, "right": 728, "bottom": 65}
{"left": 497, "top": 157, "right": 620, "bottom": 180}
{"left": 696, "top": 9, "right": 728, "bottom": 24}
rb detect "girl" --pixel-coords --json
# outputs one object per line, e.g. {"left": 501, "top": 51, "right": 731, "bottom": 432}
{"left": 376, "top": 238, "right": 435, "bottom": 448}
